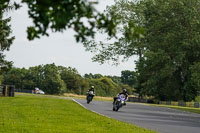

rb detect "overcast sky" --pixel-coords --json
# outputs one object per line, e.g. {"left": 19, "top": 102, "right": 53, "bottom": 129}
{"left": 4, "top": 0, "right": 137, "bottom": 76}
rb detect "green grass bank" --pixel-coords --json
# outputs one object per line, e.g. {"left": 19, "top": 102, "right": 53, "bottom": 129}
{"left": 149, "top": 104, "right": 200, "bottom": 114}
{"left": 0, "top": 95, "right": 156, "bottom": 133}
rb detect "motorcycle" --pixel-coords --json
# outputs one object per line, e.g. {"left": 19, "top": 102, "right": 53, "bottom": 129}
{"left": 113, "top": 94, "right": 126, "bottom": 111}
{"left": 86, "top": 91, "right": 95, "bottom": 104}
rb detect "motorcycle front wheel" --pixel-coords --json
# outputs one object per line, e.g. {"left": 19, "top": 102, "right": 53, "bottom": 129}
{"left": 87, "top": 96, "right": 92, "bottom": 104}
{"left": 113, "top": 101, "right": 119, "bottom": 111}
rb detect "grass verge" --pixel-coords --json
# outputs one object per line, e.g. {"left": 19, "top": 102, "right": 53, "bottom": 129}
{"left": 149, "top": 104, "right": 200, "bottom": 114}
{"left": 64, "top": 93, "right": 113, "bottom": 101}
{"left": 0, "top": 95, "right": 156, "bottom": 133}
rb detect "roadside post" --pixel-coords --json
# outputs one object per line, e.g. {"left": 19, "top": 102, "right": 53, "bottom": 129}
{"left": 0, "top": 85, "right": 15, "bottom": 97}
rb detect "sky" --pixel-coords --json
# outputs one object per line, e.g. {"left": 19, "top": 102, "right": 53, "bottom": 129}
{"left": 4, "top": 0, "right": 137, "bottom": 76}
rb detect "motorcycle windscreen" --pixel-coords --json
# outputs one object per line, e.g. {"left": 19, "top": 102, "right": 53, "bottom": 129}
{"left": 88, "top": 91, "right": 94, "bottom": 95}
{"left": 118, "top": 94, "right": 126, "bottom": 101}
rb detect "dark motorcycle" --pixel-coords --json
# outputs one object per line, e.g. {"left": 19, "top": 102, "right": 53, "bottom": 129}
{"left": 86, "top": 91, "right": 95, "bottom": 104}
{"left": 113, "top": 94, "right": 126, "bottom": 111}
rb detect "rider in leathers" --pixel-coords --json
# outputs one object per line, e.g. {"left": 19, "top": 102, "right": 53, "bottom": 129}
{"left": 113, "top": 89, "right": 128, "bottom": 105}
{"left": 86, "top": 86, "right": 95, "bottom": 98}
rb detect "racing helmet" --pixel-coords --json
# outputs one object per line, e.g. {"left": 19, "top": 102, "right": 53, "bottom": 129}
{"left": 123, "top": 89, "right": 127, "bottom": 93}
{"left": 91, "top": 86, "right": 94, "bottom": 90}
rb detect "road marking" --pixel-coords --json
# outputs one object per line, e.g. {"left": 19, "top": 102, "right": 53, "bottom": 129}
{"left": 72, "top": 98, "right": 111, "bottom": 119}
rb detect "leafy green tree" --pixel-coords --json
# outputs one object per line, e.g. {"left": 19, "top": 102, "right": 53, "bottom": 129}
{"left": 29, "top": 65, "right": 44, "bottom": 90}
{"left": 58, "top": 66, "right": 83, "bottom": 94}
{"left": 2, "top": 63, "right": 136, "bottom": 96}
{"left": 84, "top": 73, "right": 103, "bottom": 79}
{"left": 29, "top": 64, "right": 66, "bottom": 94}
{"left": 85, "top": 0, "right": 200, "bottom": 101}
{"left": 106, "top": 75, "right": 121, "bottom": 84}
{"left": 20, "top": 68, "right": 36, "bottom": 90}
{"left": 83, "top": 0, "right": 145, "bottom": 64}
{"left": 3, "top": 67, "right": 36, "bottom": 90}
{"left": 21, "top": 0, "right": 117, "bottom": 42}
{"left": 0, "top": 0, "right": 17, "bottom": 75}
{"left": 1, "top": 0, "right": 118, "bottom": 82}
{"left": 3, "top": 67, "right": 26, "bottom": 88}
{"left": 190, "top": 62, "right": 200, "bottom": 98}
{"left": 79, "top": 78, "right": 90, "bottom": 95}
{"left": 89, "top": 77, "right": 121, "bottom": 96}
{"left": 41, "top": 64, "right": 66, "bottom": 94}
{"left": 99, "top": 77, "right": 117, "bottom": 96}
{"left": 121, "top": 70, "right": 137, "bottom": 87}
{"left": 93, "top": 74, "right": 103, "bottom": 79}
{"left": 138, "top": 0, "right": 200, "bottom": 101}
{"left": 84, "top": 73, "right": 94, "bottom": 79}
{"left": 0, "top": 0, "right": 15, "bottom": 53}
{"left": 0, "top": 75, "right": 2, "bottom": 84}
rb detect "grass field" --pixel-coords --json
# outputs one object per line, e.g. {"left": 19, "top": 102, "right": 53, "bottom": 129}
{"left": 0, "top": 94, "right": 156, "bottom": 133}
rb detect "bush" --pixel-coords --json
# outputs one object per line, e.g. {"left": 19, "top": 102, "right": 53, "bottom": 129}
{"left": 195, "top": 96, "right": 200, "bottom": 102}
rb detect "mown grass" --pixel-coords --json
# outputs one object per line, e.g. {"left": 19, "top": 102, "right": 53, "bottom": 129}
{"left": 64, "top": 93, "right": 113, "bottom": 101}
{"left": 149, "top": 104, "right": 200, "bottom": 114}
{"left": 0, "top": 95, "right": 156, "bottom": 133}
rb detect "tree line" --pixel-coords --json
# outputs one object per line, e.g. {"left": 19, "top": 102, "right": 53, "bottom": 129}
{"left": 1, "top": 0, "right": 200, "bottom": 102}
{"left": 84, "top": 0, "right": 200, "bottom": 102}
{"left": 1, "top": 63, "right": 136, "bottom": 97}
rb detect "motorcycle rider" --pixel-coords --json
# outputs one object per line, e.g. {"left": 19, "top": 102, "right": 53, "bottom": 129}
{"left": 86, "top": 86, "right": 95, "bottom": 98}
{"left": 113, "top": 89, "right": 128, "bottom": 105}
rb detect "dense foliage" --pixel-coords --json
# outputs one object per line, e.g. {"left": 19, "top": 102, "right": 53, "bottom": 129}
{"left": 2, "top": 63, "right": 135, "bottom": 96}
{"left": 21, "top": 0, "right": 117, "bottom": 42}
{"left": 0, "top": 0, "right": 117, "bottom": 83}
{"left": 0, "top": 0, "right": 17, "bottom": 76}
{"left": 85, "top": 0, "right": 200, "bottom": 101}
{"left": 2, "top": 0, "right": 200, "bottom": 101}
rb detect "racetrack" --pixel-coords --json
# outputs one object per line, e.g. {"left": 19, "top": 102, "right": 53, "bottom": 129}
{"left": 74, "top": 99, "right": 200, "bottom": 133}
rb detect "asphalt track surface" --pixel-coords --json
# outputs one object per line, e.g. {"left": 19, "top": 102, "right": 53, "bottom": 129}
{"left": 74, "top": 99, "right": 200, "bottom": 133}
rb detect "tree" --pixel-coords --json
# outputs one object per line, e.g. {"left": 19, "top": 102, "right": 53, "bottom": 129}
{"left": 2, "top": 63, "right": 137, "bottom": 96}
{"left": 85, "top": 0, "right": 200, "bottom": 101}
{"left": 190, "top": 62, "right": 200, "bottom": 98}
{"left": 58, "top": 66, "right": 83, "bottom": 94}
{"left": 106, "top": 75, "right": 121, "bottom": 84}
{"left": 3, "top": 67, "right": 36, "bottom": 90}
{"left": 29, "top": 65, "right": 44, "bottom": 90}
{"left": 1, "top": 0, "right": 118, "bottom": 80}
{"left": 41, "top": 64, "right": 66, "bottom": 94}
{"left": 121, "top": 70, "right": 136, "bottom": 87}
{"left": 21, "top": 0, "right": 117, "bottom": 42}
{"left": 2, "top": 67, "right": 28, "bottom": 89}
{"left": 83, "top": 0, "right": 145, "bottom": 64}
{"left": 0, "top": 0, "right": 17, "bottom": 75}
{"left": 84, "top": 73, "right": 103, "bottom": 79}
{"left": 0, "top": 75, "right": 2, "bottom": 84}
{"left": 89, "top": 77, "right": 121, "bottom": 96}
{"left": 139, "top": 0, "right": 200, "bottom": 101}
{"left": 0, "top": 54, "right": 12, "bottom": 74}
{"left": 84, "top": 73, "right": 94, "bottom": 79}
{"left": 29, "top": 64, "right": 66, "bottom": 94}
